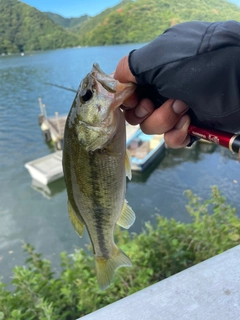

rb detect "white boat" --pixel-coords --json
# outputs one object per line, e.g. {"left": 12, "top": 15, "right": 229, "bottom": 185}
{"left": 127, "top": 131, "right": 165, "bottom": 172}
{"left": 25, "top": 151, "right": 63, "bottom": 185}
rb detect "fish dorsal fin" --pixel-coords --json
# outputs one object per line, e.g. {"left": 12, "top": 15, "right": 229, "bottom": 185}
{"left": 125, "top": 148, "right": 132, "bottom": 180}
{"left": 95, "top": 244, "right": 132, "bottom": 290}
{"left": 68, "top": 200, "right": 84, "bottom": 237}
{"left": 117, "top": 200, "right": 135, "bottom": 229}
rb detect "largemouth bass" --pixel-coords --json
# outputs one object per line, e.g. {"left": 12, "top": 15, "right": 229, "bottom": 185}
{"left": 62, "top": 63, "right": 136, "bottom": 290}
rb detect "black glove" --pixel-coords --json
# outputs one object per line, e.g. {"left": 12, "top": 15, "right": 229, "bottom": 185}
{"left": 128, "top": 20, "right": 240, "bottom": 133}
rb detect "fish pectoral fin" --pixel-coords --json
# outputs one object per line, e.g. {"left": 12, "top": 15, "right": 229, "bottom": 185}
{"left": 117, "top": 199, "right": 135, "bottom": 229}
{"left": 125, "top": 148, "right": 132, "bottom": 180}
{"left": 68, "top": 200, "right": 84, "bottom": 238}
{"left": 95, "top": 245, "right": 132, "bottom": 290}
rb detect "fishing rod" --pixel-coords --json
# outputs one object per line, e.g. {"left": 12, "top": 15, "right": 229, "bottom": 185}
{"left": 188, "top": 125, "right": 240, "bottom": 154}
{"left": 44, "top": 82, "right": 77, "bottom": 93}
{"left": 45, "top": 82, "right": 240, "bottom": 154}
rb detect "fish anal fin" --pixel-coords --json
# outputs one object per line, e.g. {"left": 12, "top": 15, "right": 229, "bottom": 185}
{"left": 68, "top": 200, "right": 84, "bottom": 238}
{"left": 95, "top": 245, "right": 132, "bottom": 290}
{"left": 125, "top": 149, "right": 132, "bottom": 180}
{"left": 117, "top": 199, "right": 135, "bottom": 229}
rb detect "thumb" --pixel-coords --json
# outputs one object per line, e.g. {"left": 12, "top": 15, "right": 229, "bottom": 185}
{"left": 114, "top": 55, "right": 137, "bottom": 83}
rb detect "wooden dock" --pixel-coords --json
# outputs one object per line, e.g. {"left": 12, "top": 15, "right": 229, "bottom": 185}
{"left": 38, "top": 98, "right": 67, "bottom": 150}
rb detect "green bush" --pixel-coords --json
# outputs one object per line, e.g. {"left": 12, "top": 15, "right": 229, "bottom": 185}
{"left": 0, "top": 186, "right": 239, "bottom": 319}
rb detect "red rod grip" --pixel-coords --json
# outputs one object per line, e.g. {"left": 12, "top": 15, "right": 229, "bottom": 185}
{"left": 188, "top": 125, "right": 240, "bottom": 153}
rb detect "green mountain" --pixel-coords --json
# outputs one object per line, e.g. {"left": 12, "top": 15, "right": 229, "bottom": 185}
{"left": 1, "top": 0, "right": 240, "bottom": 54}
{"left": 77, "top": 0, "right": 240, "bottom": 46}
{"left": 44, "top": 0, "right": 132, "bottom": 33}
{"left": 70, "top": 0, "right": 132, "bottom": 33}
{"left": 44, "top": 12, "right": 90, "bottom": 29}
{"left": 0, "top": 0, "right": 80, "bottom": 54}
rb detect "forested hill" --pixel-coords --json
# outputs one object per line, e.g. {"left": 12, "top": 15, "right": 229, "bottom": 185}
{"left": 1, "top": 0, "right": 240, "bottom": 54}
{"left": 44, "top": 12, "right": 90, "bottom": 29}
{"left": 77, "top": 0, "right": 240, "bottom": 46}
{"left": 0, "top": 0, "right": 80, "bottom": 54}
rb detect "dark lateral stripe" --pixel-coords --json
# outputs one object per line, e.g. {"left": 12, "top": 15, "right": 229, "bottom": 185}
{"left": 88, "top": 150, "right": 109, "bottom": 258}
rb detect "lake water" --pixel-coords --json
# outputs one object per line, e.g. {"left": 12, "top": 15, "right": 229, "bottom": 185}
{"left": 0, "top": 44, "right": 239, "bottom": 284}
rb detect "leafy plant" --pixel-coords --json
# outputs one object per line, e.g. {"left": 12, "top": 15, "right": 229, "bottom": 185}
{"left": 0, "top": 187, "right": 239, "bottom": 319}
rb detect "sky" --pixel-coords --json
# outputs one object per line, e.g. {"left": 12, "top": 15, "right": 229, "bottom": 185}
{"left": 20, "top": 0, "right": 122, "bottom": 17}
{"left": 21, "top": 0, "right": 240, "bottom": 17}
{"left": 230, "top": 0, "right": 240, "bottom": 6}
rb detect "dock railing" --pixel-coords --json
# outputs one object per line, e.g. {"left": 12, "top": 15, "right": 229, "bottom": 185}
{"left": 37, "top": 98, "right": 67, "bottom": 149}
{"left": 78, "top": 245, "right": 240, "bottom": 320}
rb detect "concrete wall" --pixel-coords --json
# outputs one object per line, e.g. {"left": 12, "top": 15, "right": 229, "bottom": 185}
{"left": 79, "top": 245, "right": 240, "bottom": 320}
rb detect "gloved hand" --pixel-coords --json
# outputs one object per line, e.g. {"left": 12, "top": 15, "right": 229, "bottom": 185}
{"left": 115, "top": 20, "right": 240, "bottom": 148}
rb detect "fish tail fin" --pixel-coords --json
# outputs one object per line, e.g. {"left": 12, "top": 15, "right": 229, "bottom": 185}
{"left": 95, "top": 245, "right": 132, "bottom": 290}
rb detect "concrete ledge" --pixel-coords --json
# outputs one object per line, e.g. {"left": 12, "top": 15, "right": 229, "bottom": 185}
{"left": 79, "top": 245, "right": 240, "bottom": 320}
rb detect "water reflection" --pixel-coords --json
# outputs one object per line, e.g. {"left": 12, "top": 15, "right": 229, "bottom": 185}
{"left": 31, "top": 178, "right": 66, "bottom": 199}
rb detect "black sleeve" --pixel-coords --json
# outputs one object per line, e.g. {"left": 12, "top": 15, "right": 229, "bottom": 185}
{"left": 129, "top": 20, "right": 240, "bottom": 133}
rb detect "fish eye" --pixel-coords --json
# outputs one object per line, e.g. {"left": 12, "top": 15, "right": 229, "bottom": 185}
{"left": 80, "top": 89, "right": 93, "bottom": 103}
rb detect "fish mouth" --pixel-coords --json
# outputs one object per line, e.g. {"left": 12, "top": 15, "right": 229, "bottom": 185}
{"left": 92, "top": 62, "right": 136, "bottom": 111}
{"left": 92, "top": 63, "right": 118, "bottom": 94}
